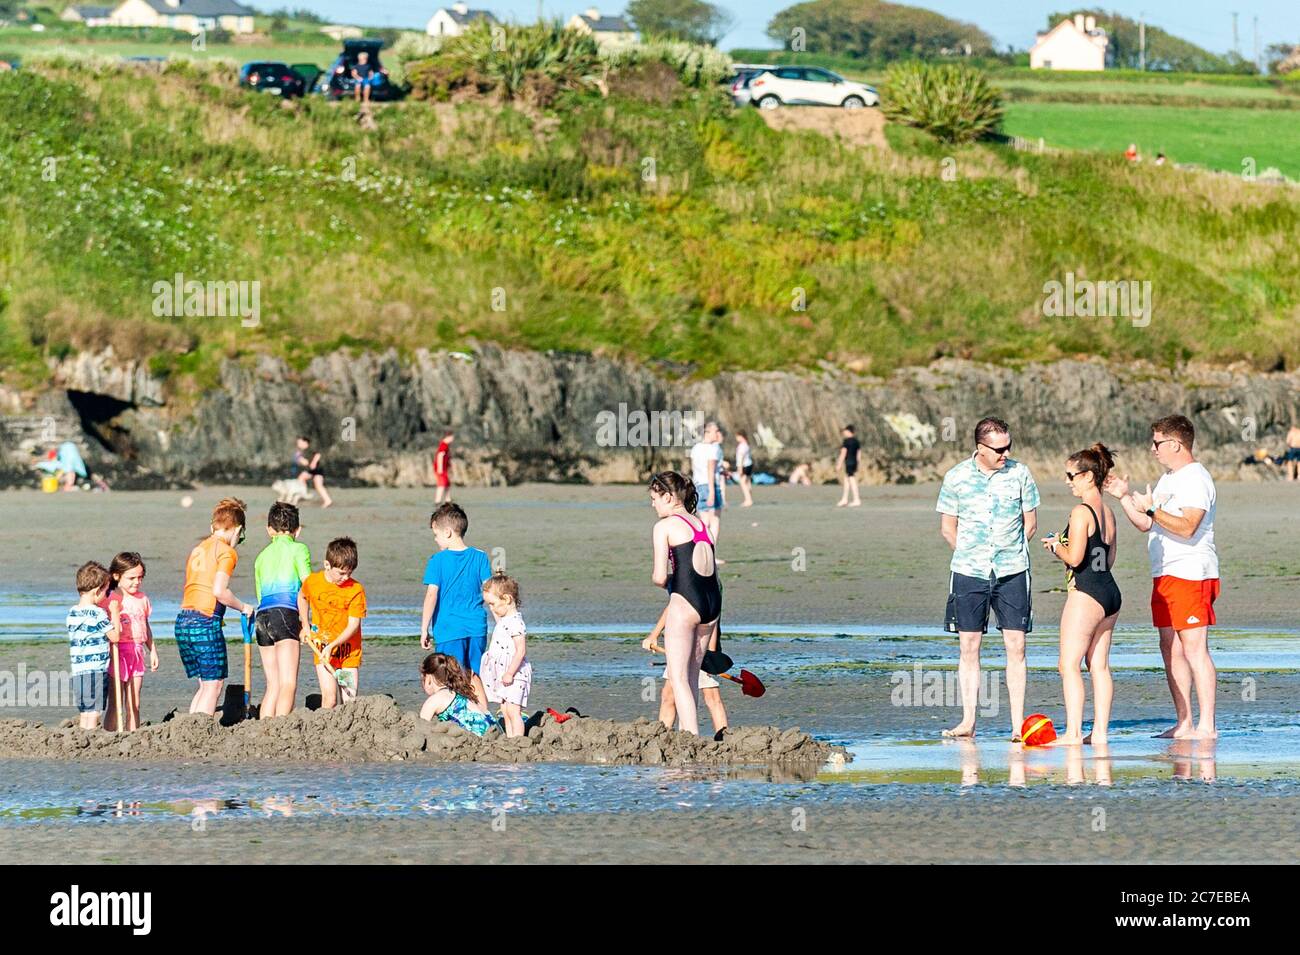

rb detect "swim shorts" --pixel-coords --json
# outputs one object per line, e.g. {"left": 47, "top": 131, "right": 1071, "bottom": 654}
{"left": 944, "top": 569, "right": 1033, "bottom": 634}
{"left": 74, "top": 671, "right": 107, "bottom": 713}
{"left": 256, "top": 607, "right": 302, "bottom": 647}
{"left": 661, "top": 670, "right": 720, "bottom": 690}
{"left": 438, "top": 634, "right": 487, "bottom": 675}
{"left": 695, "top": 482, "right": 724, "bottom": 512}
{"left": 175, "top": 609, "right": 228, "bottom": 681}
{"left": 845, "top": 460, "right": 859, "bottom": 477}
{"left": 1151, "top": 575, "right": 1219, "bottom": 630}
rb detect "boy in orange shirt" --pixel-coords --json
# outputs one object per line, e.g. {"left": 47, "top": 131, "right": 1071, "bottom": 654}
{"left": 298, "top": 537, "right": 366, "bottom": 708}
{"left": 176, "top": 497, "right": 255, "bottom": 716}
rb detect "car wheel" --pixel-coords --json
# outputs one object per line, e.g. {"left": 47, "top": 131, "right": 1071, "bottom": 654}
{"left": 842, "top": 96, "right": 865, "bottom": 110}
{"left": 758, "top": 95, "right": 781, "bottom": 111}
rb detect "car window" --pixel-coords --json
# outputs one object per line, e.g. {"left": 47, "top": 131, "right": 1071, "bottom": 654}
{"left": 774, "top": 68, "right": 803, "bottom": 79}
{"left": 806, "top": 69, "right": 839, "bottom": 83}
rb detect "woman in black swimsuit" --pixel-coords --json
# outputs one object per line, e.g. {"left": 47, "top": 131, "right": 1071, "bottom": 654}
{"left": 649, "top": 471, "right": 722, "bottom": 736}
{"left": 1042, "top": 443, "right": 1121, "bottom": 746}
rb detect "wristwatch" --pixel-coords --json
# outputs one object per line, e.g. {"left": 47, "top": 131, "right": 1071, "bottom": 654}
{"left": 1145, "top": 507, "right": 1156, "bottom": 518}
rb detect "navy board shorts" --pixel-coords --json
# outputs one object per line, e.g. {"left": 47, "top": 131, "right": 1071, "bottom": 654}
{"left": 74, "top": 670, "right": 108, "bottom": 714}
{"left": 175, "top": 609, "right": 229, "bottom": 681}
{"left": 944, "top": 569, "right": 1033, "bottom": 634}
{"left": 437, "top": 634, "right": 488, "bottom": 676}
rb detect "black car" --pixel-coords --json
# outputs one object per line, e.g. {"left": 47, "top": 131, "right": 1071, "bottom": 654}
{"left": 239, "top": 61, "right": 307, "bottom": 98}
{"left": 320, "top": 38, "right": 397, "bottom": 101}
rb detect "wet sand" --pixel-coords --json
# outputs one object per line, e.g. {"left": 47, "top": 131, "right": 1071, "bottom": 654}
{"left": 1, "top": 482, "right": 1296, "bottom": 863}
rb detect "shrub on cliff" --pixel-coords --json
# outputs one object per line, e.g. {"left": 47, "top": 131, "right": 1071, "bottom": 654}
{"left": 881, "top": 61, "right": 1003, "bottom": 144}
{"left": 410, "top": 21, "right": 602, "bottom": 102}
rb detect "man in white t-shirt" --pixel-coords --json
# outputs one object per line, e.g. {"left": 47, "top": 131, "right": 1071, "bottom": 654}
{"left": 1106, "top": 414, "right": 1219, "bottom": 739}
{"left": 689, "top": 421, "right": 724, "bottom": 544}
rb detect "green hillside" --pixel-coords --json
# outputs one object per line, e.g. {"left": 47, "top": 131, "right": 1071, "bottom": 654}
{"left": 1, "top": 55, "right": 1298, "bottom": 394}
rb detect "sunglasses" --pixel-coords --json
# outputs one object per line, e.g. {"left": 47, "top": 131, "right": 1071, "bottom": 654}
{"left": 980, "top": 441, "right": 1012, "bottom": 455}
{"left": 1150, "top": 438, "right": 1178, "bottom": 450}
{"left": 237, "top": 526, "right": 246, "bottom": 546}
{"left": 1065, "top": 470, "right": 1086, "bottom": 481}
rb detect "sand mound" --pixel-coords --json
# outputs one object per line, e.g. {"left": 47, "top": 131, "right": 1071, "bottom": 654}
{"left": 758, "top": 106, "right": 887, "bottom": 149}
{"left": 0, "top": 696, "right": 846, "bottom": 766}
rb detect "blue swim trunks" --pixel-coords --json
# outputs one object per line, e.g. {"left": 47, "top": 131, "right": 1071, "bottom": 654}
{"left": 175, "top": 609, "right": 228, "bottom": 681}
{"left": 438, "top": 634, "right": 487, "bottom": 676}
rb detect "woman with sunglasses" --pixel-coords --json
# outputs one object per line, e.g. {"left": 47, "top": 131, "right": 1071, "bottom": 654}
{"left": 176, "top": 497, "right": 256, "bottom": 716}
{"left": 1040, "top": 444, "right": 1121, "bottom": 745}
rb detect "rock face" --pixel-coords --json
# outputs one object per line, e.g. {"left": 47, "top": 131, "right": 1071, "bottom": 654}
{"left": 2, "top": 344, "right": 1297, "bottom": 488}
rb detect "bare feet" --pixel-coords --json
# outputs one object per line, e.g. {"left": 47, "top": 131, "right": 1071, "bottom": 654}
{"left": 1190, "top": 726, "right": 1218, "bottom": 740}
{"left": 1154, "top": 721, "right": 1191, "bottom": 739}
{"left": 942, "top": 722, "right": 975, "bottom": 738}
{"left": 1046, "top": 733, "right": 1084, "bottom": 746}
{"left": 1083, "top": 732, "right": 1106, "bottom": 745}
{"left": 848, "top": 501, "right": 861, "bottom": 507}
{"left": 1010, "top": 734, "right": 1022, "bottom": 743}
{"left": 835, "top": 501, "right": 847, "bottom": 508}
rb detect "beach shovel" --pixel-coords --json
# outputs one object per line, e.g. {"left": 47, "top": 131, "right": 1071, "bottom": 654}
{"left": 241, "top": 612, "right": 254, "bottom": 720}
{"left": 716, "top": 669, "right": 766, "bottom": 698}
{"left": 110, "top": 642, "right": 124, "bottom": 733}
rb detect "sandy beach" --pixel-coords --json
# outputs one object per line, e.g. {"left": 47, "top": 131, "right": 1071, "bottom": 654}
{"left": 0, "top": 481, "right": 1296, "bottom": 864}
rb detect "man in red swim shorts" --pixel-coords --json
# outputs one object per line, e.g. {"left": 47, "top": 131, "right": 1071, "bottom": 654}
{"left": 1108, "top": 414, "right": 1219, "bottom": 740}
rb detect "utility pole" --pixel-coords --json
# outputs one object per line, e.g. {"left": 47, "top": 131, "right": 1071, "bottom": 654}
{"left": 1138, "top": 13, "right": 1145, "bottom": 71}
{"left": 1253, "top": 16, "right": 1260, "bottom": 71}
{"left": 1231, "top": 12, "right": 1239, "bottom": 56}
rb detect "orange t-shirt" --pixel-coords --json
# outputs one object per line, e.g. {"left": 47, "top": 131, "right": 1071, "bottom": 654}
{"left": 181, "top": 536, "right": 238, "bottom": 616}
{"left": 301, "top": 570, "right": 366, "bottom": 668}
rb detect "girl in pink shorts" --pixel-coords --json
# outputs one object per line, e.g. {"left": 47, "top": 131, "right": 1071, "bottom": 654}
{"left": 100, "top": 552, "right": 158, "bottom": 731}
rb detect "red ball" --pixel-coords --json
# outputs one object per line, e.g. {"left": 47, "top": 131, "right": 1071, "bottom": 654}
{"left": 1021, "top": 713, "right": 1057, "bottom": 746}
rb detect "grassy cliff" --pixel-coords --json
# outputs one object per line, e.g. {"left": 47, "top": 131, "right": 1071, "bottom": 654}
{"left": 1, "top": 56, "right": 1298, "bottom": 393}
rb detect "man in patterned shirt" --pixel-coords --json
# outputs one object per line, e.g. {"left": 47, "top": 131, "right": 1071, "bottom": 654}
{"left": 936, "top": 416, "right": 1040, "bottom": 739}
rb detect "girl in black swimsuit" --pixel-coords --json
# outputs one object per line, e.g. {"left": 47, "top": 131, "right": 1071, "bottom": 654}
{"left": 1042, "top": 443, "right": 1121, "bottom": 746}
{"left": 648, "top": 471, "right": 722, "bottom": 737}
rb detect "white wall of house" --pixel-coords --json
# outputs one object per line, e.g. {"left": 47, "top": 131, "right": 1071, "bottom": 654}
{"left": 107, "top": 1, "right": 253, "bottom": 34}
{"left": 426, "top": 10, "right": 464, "bottom": 37}
{"left": 107, "top": 0, "right": 161, "bottom": 28}
{"left": 1030, "top": 16, "right": 1107, "bottom": 71}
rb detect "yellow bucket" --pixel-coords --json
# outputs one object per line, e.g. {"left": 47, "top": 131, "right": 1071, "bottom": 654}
{"left": 41, "top": 475, "right": 59, "bottom": 493}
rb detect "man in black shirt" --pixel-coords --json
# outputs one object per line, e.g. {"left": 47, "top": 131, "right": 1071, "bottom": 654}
{"left": 836, "top": 424, "right": 862, "bottom": 507}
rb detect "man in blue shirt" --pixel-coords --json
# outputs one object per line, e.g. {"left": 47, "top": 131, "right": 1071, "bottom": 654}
{"left": 936, "top": 416, "right": 1040, "bottom": 740}
{"left": 420, "top": 502, "right": 493, "bottom": 705}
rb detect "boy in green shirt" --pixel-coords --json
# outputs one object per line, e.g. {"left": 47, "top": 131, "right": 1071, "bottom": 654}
{"left": 254, "top": 502, "right": 312, "bottom": 717}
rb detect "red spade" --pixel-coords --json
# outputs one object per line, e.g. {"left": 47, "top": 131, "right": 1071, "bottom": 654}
{"left": 716, "top": 669, "right": 765, "bottom": 698}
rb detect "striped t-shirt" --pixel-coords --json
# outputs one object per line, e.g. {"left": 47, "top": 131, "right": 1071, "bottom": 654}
{"left": 67, "top": 606, "right": 111, "bottom": 675}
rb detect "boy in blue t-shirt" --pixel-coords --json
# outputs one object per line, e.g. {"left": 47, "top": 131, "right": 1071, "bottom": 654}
{"left": 420, "top": 502, "right": 493, "bottom": 706}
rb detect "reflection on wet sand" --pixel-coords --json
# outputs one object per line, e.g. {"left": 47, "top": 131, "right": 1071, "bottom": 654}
{"left": 1168, "top": 739, "right": 1217, "bottom": 782}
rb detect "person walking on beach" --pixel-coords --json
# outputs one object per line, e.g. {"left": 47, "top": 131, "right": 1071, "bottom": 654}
{"left": 1040, "top": 444, "right": 1121, "bottom": 745}
{"left": 649, "top": 471, "right": 721, "bottom": 736}
{"left": 1283, "top": 424, "right": 1300, "bottom": 482}
{"left": 733, "top": 431, "right": 754, "bottom": 507}
{"left": 294, "top": 437, "right": 333, "bottom": 509}
{"left": 836, "top": 425, "right": 861, "bottom": 507}
{"left": 1106, "top": 414, "right": 1220, "bottom": 739}
{"left": 433, "top": 430, "right": 454, "bottom": 504}
{"left": 936, "top": 417, "right": 1039, "bottom": 739}
{"left": 690, "top": 422, "right": 724, "bottom": 546}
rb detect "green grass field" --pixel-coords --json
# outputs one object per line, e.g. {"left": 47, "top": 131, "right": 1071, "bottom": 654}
{"left": 0, "top": 36, "right": 341, "bottom": 68}
{"left": 1002, "top": 102, "right": 1300, "bottom": 179}
{"left": 0, "top": 55, "right": 1297, "bottom": 391}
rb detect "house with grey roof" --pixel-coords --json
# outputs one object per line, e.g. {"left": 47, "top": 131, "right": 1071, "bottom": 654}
{"left": 425, "top": 2, "right": 498, "bottom": 38}
{"left": 565, "top": 7, "right": 636, "bottom": 49}
{"left": 60, "top": 5, "right": 114, "bottom": 26}
{"left": 107, "top": 0, "right": 256, "bottom": 35}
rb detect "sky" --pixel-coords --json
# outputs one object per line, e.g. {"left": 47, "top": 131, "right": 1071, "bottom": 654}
{"left": 289, "top": 0, "right": 1299, "bottom": 55}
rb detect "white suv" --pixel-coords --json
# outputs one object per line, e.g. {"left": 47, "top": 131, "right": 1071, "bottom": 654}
{"left": 748, "top": 66, "right": 879, "bottom": 110}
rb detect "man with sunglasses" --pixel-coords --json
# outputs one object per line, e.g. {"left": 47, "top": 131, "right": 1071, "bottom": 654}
{"left": 936, "top": 416, "right": 1039, "bottom": 739}
{"left": 1106, "top": 414, "right": 1219, "bottom": 739}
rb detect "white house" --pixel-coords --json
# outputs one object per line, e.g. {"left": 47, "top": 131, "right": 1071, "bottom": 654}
{"left": 107, "top": 0, "right": 256, "bottom": 35}
{"left": 1030, "top": 14, "right": 1109, "bottom": 71}
{"left": 565, "top": 7, "right": 636, "bottom": 49}
{"left": 426, "top": 2, "right": 498, "bottom": 37}
{"left": 60, "top": 5, "right": 114, "bottom": 26}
